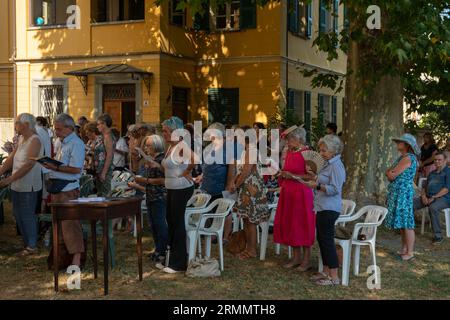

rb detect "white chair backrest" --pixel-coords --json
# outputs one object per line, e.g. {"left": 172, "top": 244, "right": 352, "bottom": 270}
{"left": 272, "top": 192, "right": 280, "bottom": 204}
{"left": 187, "top": 193, "right": 211, "bottom": 209}
{"left": 193, "top": 189, "right": 204, "bottom": 195}
{"left": 112, "top": 171, "right": 122, "bottom": 181}
{"left": 357, "top": 205, "right": 388, "bottom": 240}
{"left": 210, "top": 198, "right": 236, "bottom": 229}
{"left": 341, "top": 200, "right": 356, "bottom": 216}
{"left": 418, "top": 178, "right": 427, "bottom": 191}
{"left": 119, "top": 172, "right": 132, "bottom": 182}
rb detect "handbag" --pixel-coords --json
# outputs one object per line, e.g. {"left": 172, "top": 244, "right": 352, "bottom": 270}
{"left": 186, "top": 257, "right": 221, "bottom": 278}
{"left": 45, "top": 179, "right": 76, "bottom": 194}
{"left": 227, "top": 230, "right": 246, "bottom": 255}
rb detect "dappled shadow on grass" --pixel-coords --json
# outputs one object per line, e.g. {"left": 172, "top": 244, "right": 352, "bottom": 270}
{"left": 0, "top": 202, "right": 449, "bottom": 300}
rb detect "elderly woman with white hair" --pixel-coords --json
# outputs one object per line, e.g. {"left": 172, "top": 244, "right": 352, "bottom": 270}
{"left": 274, "top": 126, "right": 316, "bottom": 271}
{"left": 0, "top": 113, "right": 43, "bottom": 256}
{"left": 128, "top": 134, "right": 168, "bottom": 264}
{"left": 306, "top": 134, "right": 346, "bottom": 286}
{"left": 146, "top": 116, "right": 195, "bottom": 273}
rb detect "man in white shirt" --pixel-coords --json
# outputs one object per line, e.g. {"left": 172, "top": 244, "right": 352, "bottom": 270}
{"left": 35, "top": 123, "right": 52, "bottom": 213}
{"left": 111, "top": 128, "right": 128, "bottom": 171}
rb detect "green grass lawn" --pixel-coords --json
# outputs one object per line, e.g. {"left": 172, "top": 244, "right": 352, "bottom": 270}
{"left": 0, "top": 202, "right": 449, "bottom": 300}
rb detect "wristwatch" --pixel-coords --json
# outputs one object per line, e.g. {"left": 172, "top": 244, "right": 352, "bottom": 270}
{"left": 316, "top": 184, "right": 321, "bottom": 191}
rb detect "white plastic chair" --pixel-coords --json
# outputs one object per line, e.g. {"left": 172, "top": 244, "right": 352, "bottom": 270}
{"left": 185, "top": 193, "right": 212, "bottom": 230}
{"left": 417, "top": 177, "right": 433, "bottom": 234}
{"left": 133, "top": 197, "right": 146, "bottom": 238}
{"left": 337, "top": 200, "right": 357, "bottom": 226}
{"left": 186, "top": 198, "right": 235, "bottom": 271}
{"left": 259, "top": 192, "right": 292, "bottom": 259}
{"left": 186, "top": 193, "right": 211, "bottom": 209}
{"left": 231, "top": 211, "right": 243, "bottom": 232}
{"left": 444, "top": 208, "right": 450, "bottom": 238}
{"left": 318, "top": 205, "right": 388, "bottom": 286}
{"left": 112, "top": 170, "right": 122, "bottom": 181}
{"left": 259, "top": 203, "right": 278, "bottom": 260}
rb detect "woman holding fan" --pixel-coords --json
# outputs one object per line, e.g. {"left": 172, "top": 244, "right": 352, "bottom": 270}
{"left": 274, "top": 126, "right": 317, "bottom": 271}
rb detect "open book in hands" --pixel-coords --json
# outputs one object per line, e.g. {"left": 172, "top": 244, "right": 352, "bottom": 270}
{"left": 29, "top": 156, "right": 63, "bottom": 167}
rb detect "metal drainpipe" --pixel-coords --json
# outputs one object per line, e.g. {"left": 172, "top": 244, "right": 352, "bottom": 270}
{"left": 11, "top": 0, "right": 17, "bottom": 119}
{"left": 285, "top": 0, "right": 289, "bottom": 117}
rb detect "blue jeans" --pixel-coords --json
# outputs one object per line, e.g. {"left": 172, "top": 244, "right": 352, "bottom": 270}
{"left": 146, "top": 198, "right": 169, "bottom": 255}
{"left": 11, "top": 190, "right": 39, "bottom": 249}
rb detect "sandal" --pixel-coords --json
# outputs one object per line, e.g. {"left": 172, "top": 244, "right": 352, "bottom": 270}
{"left": 238, "top": 250, "right": 256, "bottom": 260}
{"left": 283, "top": 261, "right": 301, "bottom": 269}
{"left": 310, "top": 272, "right": 328, "bottom": 281}
{"left": 400, "top": 254, "right": 415, "bottom": 262}
{"left": 315, "top": 276, "right": 340, "bottom": 286}
{"left": 16, "top": 247, "right": 38, "bottom": 257}
{"left": 295, "top": 264, "right": 312, "bottom": 272}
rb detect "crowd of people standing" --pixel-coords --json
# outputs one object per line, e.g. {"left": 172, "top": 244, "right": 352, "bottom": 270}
{"left": 0, "top": 111, "right": 448, "bottom": 286}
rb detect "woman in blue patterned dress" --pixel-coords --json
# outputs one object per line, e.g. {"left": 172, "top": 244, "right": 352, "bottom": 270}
{"left": 385, "top": 133, "right": 420, "bottom": 261}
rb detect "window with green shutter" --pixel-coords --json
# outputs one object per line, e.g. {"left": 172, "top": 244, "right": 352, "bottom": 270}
{"left": 319, "top": 0, "right": 328, "bottom": 34}
{"left": 333, "top": 0, "right": 339, "bottom": 34}
{"left": 343, "top": 2, "right": 349, "bottom": 31}
{"left": 304, "top": 91, "right": 311, "bottom": 142}
{"left": 288, "top": 0, "right": 299, "bottom": 33}
{"left": 331, "top": 96, "right": 337, "bottom": 124}
{"left": 240, "top": 0, "right": 257, "bottom": 29}
{"left": 318, "top": 93, "right": 325, "bottom": 114}
{"left": 208, "top": 88, "right": 239, "bottom": 125}
{"left": 306, "top": 2, "right": 313, "bottom": 38}
{"left": 287, "top": 88, "right": 295, "bottom": 110}
{"left": 193, "top": 0, "right": 210, "bottom": 31}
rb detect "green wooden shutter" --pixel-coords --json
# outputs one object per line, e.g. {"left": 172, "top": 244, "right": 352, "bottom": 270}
{"left": 288, "top": 0, "right": 299, "bottom": 33}
{"left": 306, "top": 2, "right": 313, "bottom": 38}
{"left": 287, "top": 88, "right": 295, "bottom": 110}
{"left": 194, "top": 0, "right": 210, "bottom": 31}
{"left": 208, "top": 88, "right": 239, "bottom": 125}
{"left": 343, "top": 3, "right": 349, "bottom": 30}
{"left": 333, "top": 0, "right": 339, "bottom": 34}
{"left": 317, "top": 93, "right": 326, "bottom": 123}
{"left": 240, "top": 0, "right": 257, "bottom": 29}
{"left": 304, "top": 91, "right": 311, "bottom": 142}
{"left": 319, "top": 0, "right": 327, "bottom": 33}
{"left": 318, "top": 93, "right": 325, "bottom": 114}
{"left": 331, "top": 96, "right": 337, "bottom": 124}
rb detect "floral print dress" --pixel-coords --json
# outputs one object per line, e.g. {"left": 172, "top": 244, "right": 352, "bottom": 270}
{"left": 235, "top": 152, "right": 270, "bottom": 224}
{"left": 87, "top": 135, "right": 115, "bottom": 197}
{"left": 385, "top": 153, "right": 418, "bottom": 229}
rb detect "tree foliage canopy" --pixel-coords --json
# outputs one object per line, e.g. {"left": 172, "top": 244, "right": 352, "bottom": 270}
{"left": 156, "top": 0, "right": 449, "bottom": 132}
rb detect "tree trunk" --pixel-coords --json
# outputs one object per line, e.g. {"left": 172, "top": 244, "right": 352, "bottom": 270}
{"left": 342, "top": 40, "right": 404, "bottom": 205}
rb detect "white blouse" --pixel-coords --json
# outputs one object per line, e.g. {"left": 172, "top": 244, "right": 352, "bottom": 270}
{"left": 161, "top": 142, "right": 194, "bottom": 190}
{"left": 11, "top": 135, "right": 43, "bottom": 192}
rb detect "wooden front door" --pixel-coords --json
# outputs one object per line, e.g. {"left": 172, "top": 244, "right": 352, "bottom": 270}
{"left": 104, "top": 101, "right": 122, "bottom": 131}
{"left": 102, "top": 84, "right": 136, "bottom": 135}
{"left": 172, "top": 87, "right": 189, "bottom": 123}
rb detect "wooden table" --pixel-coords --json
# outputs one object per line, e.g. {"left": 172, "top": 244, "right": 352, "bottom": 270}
{"left": 49, "top": 197, "right": 143, "bottom": 295}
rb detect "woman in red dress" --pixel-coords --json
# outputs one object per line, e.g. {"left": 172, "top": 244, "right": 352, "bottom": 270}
{"left": 274, "top": 126, "right": 316, "bottom": 271}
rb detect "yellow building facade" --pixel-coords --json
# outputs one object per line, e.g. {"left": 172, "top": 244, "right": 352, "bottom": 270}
{"left": 4, "top": 0, "right": 347, "bottom": 134}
